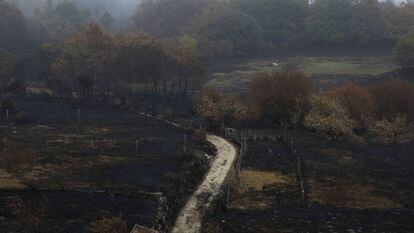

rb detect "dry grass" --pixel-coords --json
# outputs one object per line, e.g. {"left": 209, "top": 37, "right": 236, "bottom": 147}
{"left": 0, "top": 169, "right": 23, "bottom": 188}
{"left": 0, "top": 155, "right": 126, "bottom": 190}
{"left": 308, "top": 179, "right": 402, "bottom": 209}
{"left": 238, "top": 170, "right": 290, "bottom": 193}
{"left": 232, "top": 192, "right": 273, "bottom": 210}
{"left": 233, "top": 170, "right": 293, "bottom": 209}
{"left": 320, "top": 148, "right": 354, "bottom": 164}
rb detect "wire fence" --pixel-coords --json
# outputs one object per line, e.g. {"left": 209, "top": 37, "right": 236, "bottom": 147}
{"left": 0, "top": 110, "right": 149, "bottom": 125}
{"left": 281, "top": 123, "right": 307, "bottom": 208}
{"left": 225, "top": 126, "right": 308, "bottom": 208}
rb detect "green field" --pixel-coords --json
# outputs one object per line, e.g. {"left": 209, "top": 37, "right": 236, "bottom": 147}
{"left": 298, "top": 56, "right": 398, "bottom": 75}
{"left": 208, "top": 55, "right": 399, "bottom": 91}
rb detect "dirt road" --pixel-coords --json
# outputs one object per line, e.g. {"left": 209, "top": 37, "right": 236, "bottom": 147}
{"left": 171, "top": 135, "right": 237, "bottom": 233}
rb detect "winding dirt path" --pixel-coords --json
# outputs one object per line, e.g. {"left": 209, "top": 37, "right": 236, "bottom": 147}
{"left": 171, "top": 135, "right": 237, "bottom": 233}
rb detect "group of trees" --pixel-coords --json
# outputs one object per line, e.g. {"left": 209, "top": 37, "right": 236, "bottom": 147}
{"left": 0, "top": 0, "right": 137, "bottom": 54}
{"left": 2, "top": 0, "right": 414, "bottom": 89}
{"left": 0, "top": 0, "right": 109, "bottom": 53}
{"left": 45, "top": 24, "right": 203, "bottom": 102}
{"left": 33, "top": 0, "right": 91, "bottom": 41}
{"left": 0, "top": 0, "right": 34, "bottom": 52}
{"left": 134, "top": 0, "right": 414, "bottom": 59}
{"left": 2, "top": 0, "right": 414, "bottom": 66}
{"left": 12, "top": 0, "right": 140, "bottom": 29}
{"left": 198, "top": 69, "right": 414, "bottom": 144}
{"left": 395, "top": 31, "right": 414, "bottom": 69}
{"left": 0, "top": 0, "right": 203, "bottom": 104}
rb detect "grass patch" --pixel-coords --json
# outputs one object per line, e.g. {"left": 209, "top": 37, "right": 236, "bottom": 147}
{"left": 308, "top": 179, "right": 402, "bottom": 209}
{"left": 208, "top": 55, "right": 398, "bottom": 91}
{"left": 238, "top": 170, "right": 290, "bottom": 193}
{"left": 299, "top": 57, "right": 398, "bottom": 75}
{"left": 0, "top": 169, "right": 22, "bottom": 189}
{"left": 232, "top": 170, "right": 294, "bottom": 209}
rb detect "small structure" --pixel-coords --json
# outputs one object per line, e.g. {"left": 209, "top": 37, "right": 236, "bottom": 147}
{"left": 225, "top": 128, "right": 237, "bottom": 140}
{"left": 130, "top": 225, "right": 159, "bottom": 233}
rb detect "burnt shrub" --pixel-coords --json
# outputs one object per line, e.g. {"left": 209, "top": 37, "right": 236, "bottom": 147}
{"left": 15, "top": 111, "right": 31, "bottom": 124}
{"left": 326, "top": 83, "right": 375, "bottom": 129}
{"left": 369, "top": 115, "right": 413, "bottom": 145}
{"left": 7, "top": 196, "right": 48, "bottom": 233}
{"left": 250, "top": 68, "right": 315, "bottom": 126}
{"left": 1, "top": 97, "right": 14, "bottom": 112}
{"left": 368, "top": 79, "right": 414, "bottom": 121}
{"left": 303, "top": 95, "right": 356, "bottom": 140}
{"left": 196, "top": 87, "right": 253, "bottom": 129}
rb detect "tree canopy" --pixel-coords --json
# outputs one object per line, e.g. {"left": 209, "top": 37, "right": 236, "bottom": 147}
{"left": 0, "top": 0, "right": 32, "bottom": 52}
{"left": 133, "top": 0, "right": 414, "bottom": 58}
{"left": 395, "top": 32, "right": 414, "bottom": 69}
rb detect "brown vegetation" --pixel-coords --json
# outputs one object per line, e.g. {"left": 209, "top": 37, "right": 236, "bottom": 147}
{"left": 47, "top": 24, "right": 203, "bottom": 102}
{"left": 4, "top": 148, "right": 38, "bottom": 190}
{"left": 250, "top": 68, "right": 315, "bottom": 125}
{"left": 89, "top": 216, "right": 127, "bottom": 233}
{"left": 326, "top": 83, "right": 375, "bottom": 129}
{"left": 368, "top": 79, "right": 414, "bottom": 120}
{"left": 197, "top": 71, "right": 414, "bottom": 144}
{"left": 7, "top": 196, "right": 48, "bottom": 233}
{"left": 369, "top": 115, "right": 413, "bottom": 145}
{"left": 196, "top": 87, "right": 251, "bottom": 129}
{"left": 303, "top": 95, "right": 355, "bottom": 140}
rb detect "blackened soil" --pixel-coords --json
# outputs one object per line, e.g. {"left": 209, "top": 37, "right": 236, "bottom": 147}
{"left": 0, "top": 190, "right": 159, "bottom": 233}
{"left": 209, "top": 130, "right": 414, "bottom": 233}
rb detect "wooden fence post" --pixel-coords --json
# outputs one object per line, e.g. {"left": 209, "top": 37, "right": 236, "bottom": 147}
{"left": 6, "top": 109, "right": 9, "bottom": 125}
{"left": 135, "top": 140, "right": 138, "bottom": 156}
{"left": 4, "top": 136, "right": 7, "bottom": 153}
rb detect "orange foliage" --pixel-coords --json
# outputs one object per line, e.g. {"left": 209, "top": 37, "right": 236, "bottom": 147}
{"left": 250, "top": 68, "right": 315, "bottom": 125}
{"left": 5, "top": 149, "right": 37, "bottom": 175}
{"left": 326, "top": 83, "right": 375, "bottom": 129}
{"left": 196, "top": 87, "right": 255, "bottom": 128}
{"left": 368, "top": 79, "right": 414, "bottom": 120}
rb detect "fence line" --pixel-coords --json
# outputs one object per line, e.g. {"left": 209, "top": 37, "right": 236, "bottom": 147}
{"left": 0, "top": 109, "right": 162, "bottom": 126}
{"left": 225, "top": 126, "right": 307, "bottom": 208}
{"left": 281, "top": 123, "right": 307, "bottom": 208}
{"left": 225, "top": 128, "right": 247, "bottom": 177}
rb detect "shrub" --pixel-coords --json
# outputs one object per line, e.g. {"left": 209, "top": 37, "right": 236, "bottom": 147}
{"left": 369, "top": 115, "right": 413, "bottom": 145}
{"left": 89, "top": 216, "right": 127, "bottom": 233}
{"left": 196, "top": 87, "right": 250, "bottom": 128}
{"left": 0, "top": 51, "right": 16, "bottom": 87}
{"left": 303, "top": 95, "right": 355, "bottom": 140}
{"left": 8, "top": 79, "right": 26, "bottom": 93}
{"left": 368, "top": 79, "right": 414, "bottom": 121}
{"left": 395, "top": 32, "right": 414, "bottom": 69}
{"left": 7, "top": 196, "right": 48, "bottom": 233}
{"left": 5, "top": 149, "right": 37, "bottom": 189}
{"left": 15, "top": 111, "right": 30, "bottom": 124}
{"left": 196, "top": 87, "right": 224, "bottom": 127}
{"left": 250, "top": 68, "right": 315, "bottom": 126}
{"left": 1, "top": 97, "right": 14, "bottom": 112}
{"left": 5, "top": 149, "right": 37, "bottom": 171}
{"left": 326, "top": 83, "right": 375, "bottom": 129}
